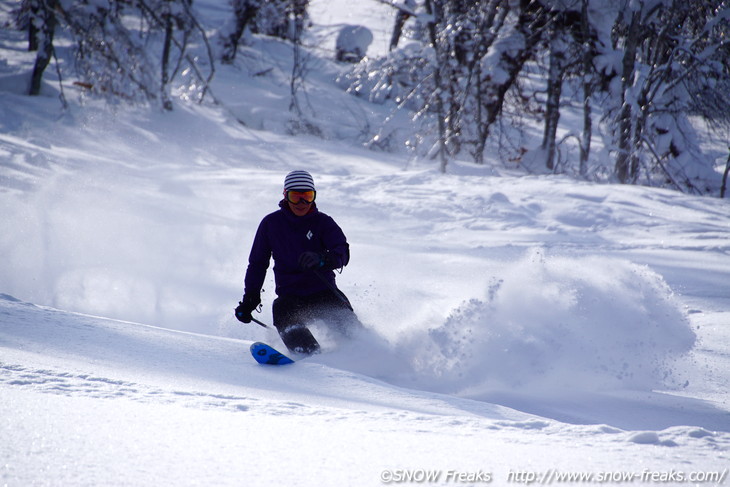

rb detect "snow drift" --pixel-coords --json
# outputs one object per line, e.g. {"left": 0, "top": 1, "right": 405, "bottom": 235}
{"left": 312, "top": 249, "right": 697, "bottom": 397}
{"left": 411, "top": 250, "right": 695, "bottom": 392}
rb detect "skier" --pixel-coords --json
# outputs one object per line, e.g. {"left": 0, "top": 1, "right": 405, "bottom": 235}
{"left": 235, "top": 170, "right": 359, "bottom": 354}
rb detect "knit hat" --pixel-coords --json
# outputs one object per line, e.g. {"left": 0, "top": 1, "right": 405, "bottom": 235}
{"left": 284, "top": 170, "right": 315, "bottom": 191}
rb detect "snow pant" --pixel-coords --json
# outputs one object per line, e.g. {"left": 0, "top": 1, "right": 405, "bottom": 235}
{"left": 272, "top": 289, "right": 360, "bottom": 355}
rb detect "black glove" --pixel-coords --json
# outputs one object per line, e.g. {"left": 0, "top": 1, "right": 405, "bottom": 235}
{"left": 235, "top": 294, "right": 261, "bottom": 323}
{"left": 298, "top": 251, "right": 324, "bottom": 270}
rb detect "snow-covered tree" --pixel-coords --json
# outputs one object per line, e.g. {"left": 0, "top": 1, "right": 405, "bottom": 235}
{"left": 342, "top": 0, "right": 730, "bottom": 192}
{"left": 220, "top": 0, "right": 310, "bottom": 64}
{"left": 220, "top": 0, "right": 262, "bottom": 64}
{"left": 600, "top": 0, "right": 730, "bottom": 190}
{"left": 27, "top": 0, "right": 213, "bottom": 110}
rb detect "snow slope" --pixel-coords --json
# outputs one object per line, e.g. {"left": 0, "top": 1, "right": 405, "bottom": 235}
{"left": 1, "top": 1, "right": 730, "bottom": 485}
{"left": 2, "top": 294, "right": 728, "bottom": 486}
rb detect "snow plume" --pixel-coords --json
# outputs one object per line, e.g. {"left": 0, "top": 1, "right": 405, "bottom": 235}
{"left": 404, "top": 249, "right": 696, "bottom": 394}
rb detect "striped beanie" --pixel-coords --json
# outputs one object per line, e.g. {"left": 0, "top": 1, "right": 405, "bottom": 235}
{"left": 284, "top": 170, "right": 315, "bottom": 191}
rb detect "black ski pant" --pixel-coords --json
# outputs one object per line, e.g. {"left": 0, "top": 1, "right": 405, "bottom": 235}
{"left": 272, "top": 289, "right": 359, "bottom": 354}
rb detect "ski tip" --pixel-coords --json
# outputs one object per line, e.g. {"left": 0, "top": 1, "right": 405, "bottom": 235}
{"left": 250, "top": 342, "right": 295, "bottom": 365}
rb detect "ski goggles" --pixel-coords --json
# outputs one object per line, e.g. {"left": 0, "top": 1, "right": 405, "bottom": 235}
{"left": 286, "top": 190, "right": 316, "bottom": 204}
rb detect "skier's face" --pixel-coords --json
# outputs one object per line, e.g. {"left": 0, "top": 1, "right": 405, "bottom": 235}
{"left": 285, "top": 190, "right": 315, "bottom": 216}
{"left": 288, "top": 199, "right": 311, "bottom": 216}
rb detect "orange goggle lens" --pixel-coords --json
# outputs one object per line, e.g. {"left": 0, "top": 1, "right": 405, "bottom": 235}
{"left": 286, "top": 190, "right": 316, "bottom": 204}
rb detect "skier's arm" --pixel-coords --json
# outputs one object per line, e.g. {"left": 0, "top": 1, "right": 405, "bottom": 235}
{"left": 244, "top": 219, "right": 271, "bottom": 296}
{"left": 320, "top": 217, "right": 350, "bottom": 270}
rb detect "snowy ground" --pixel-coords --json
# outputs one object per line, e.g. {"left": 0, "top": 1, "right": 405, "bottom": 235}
{"left": 1, "top": 1, "right": 730, "bottom": 486}
{"left": 1, "top": 292, "right": 728, "bottom": 486}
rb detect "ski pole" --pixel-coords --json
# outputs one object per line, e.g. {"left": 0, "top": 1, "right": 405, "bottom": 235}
{"left": 312, "top": 269, "right": 354, "bottom": 312}
{"left": 250, "top": 316, "right": 270, "bottom": 329}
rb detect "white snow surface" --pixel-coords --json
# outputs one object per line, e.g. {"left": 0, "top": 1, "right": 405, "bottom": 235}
{"left": 1, "top": 1, "right": 730, "bottom": 486}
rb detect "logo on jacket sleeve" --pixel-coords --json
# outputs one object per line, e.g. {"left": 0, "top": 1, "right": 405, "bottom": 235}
{"left": 306, "top": 230, "right": 313, "bottom": 240}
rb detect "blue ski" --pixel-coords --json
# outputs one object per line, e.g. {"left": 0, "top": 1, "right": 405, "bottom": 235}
{"left": 250, "top": 342, "right": 295, "bottom": 365}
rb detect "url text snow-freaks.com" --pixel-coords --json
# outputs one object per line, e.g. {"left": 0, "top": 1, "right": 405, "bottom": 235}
{"left": 379, "top": 468, "right": 727, "bottom": 484}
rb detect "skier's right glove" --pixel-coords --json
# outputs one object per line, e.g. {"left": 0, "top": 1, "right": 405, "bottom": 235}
{"left": 298, "top": 251, "right": 324, "bottom": 270}
{"left": 298, "top": 251, "right": 341, "bottom": 271}
{"left": 235, "top": 294, "right": 261, "bottom": 324}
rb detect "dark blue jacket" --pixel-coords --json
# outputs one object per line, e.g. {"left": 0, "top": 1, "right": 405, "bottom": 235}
{"left": 244, "top": 200, "right": 350, "bottom": 298}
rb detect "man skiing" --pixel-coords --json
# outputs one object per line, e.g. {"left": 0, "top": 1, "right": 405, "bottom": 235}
{"left": 235, "top": 170, "right": 359, "bottom": 354}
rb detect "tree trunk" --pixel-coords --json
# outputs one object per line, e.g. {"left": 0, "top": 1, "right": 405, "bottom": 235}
{"left": 221, "top": 2, "right": 260, "bottom": 64}
{"left": 579, "top": 0, "right": 592, "bottom": 177}
{"left": 389, "top": 10, "right": 410, "bottom": 51}
{"left": 542, "top": 31, "right": 566, "bottom": 171}
{"left": 477, "top": 0, "right": 550, "bottom": 159}
{"left": 29, "top": 0, "right": 57, "bottom": 96}
{"left": 721, "top": 149, "right": 730, "bottom": 198}
{"left": 28, "top": 0, "right": 40, "bottom": 51}
{"left": 423, "top": 0, "right": 449, "bottom": 173}
{"left": 615, "top": 10, "right": 640, "bottom": 183}
{"left": 160, "top": 12, "right": 174, "bottom": 111}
